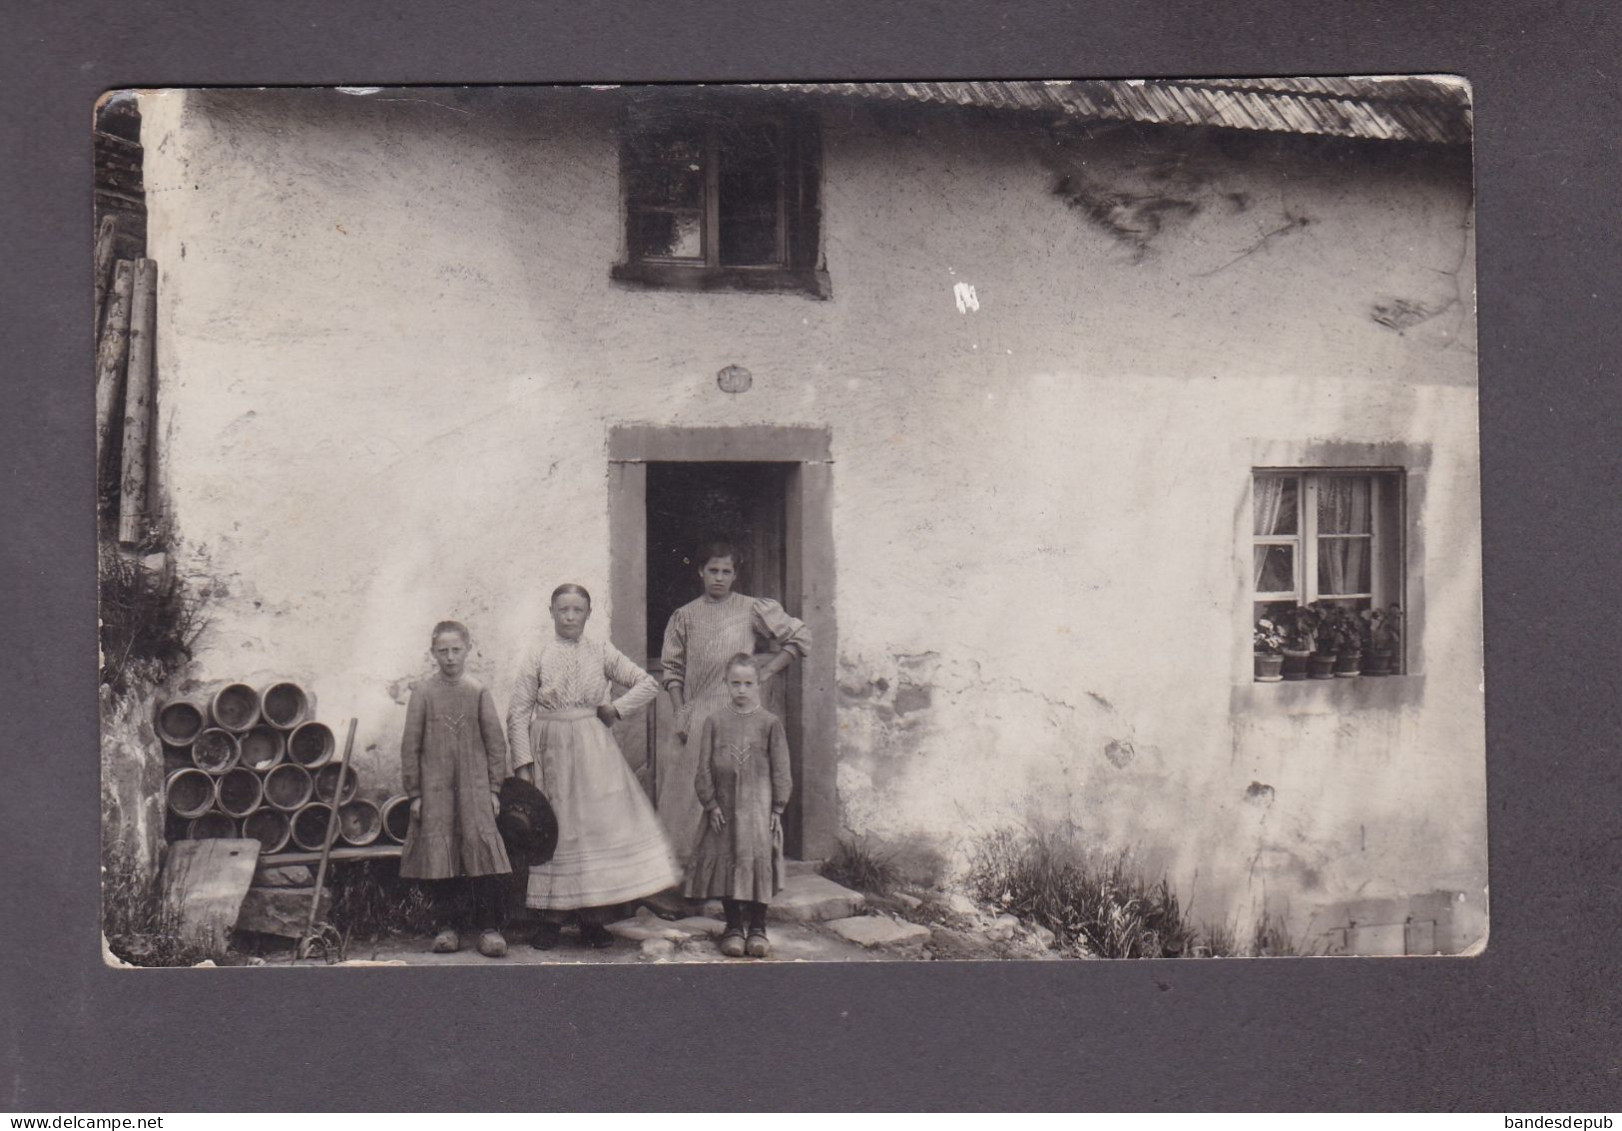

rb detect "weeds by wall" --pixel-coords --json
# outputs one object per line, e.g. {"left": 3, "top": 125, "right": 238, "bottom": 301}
{"left": 966, "top": 826, "right": 1294, "bottom": 958}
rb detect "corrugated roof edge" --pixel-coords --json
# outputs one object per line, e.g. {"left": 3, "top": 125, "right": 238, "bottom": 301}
{"left": 747, "top": 78, "right": 1472, "bottom": 145}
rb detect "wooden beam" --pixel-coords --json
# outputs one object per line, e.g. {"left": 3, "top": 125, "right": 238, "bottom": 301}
{"left": 92, "top": 215, "right": 119, "bottom": 330}
{"left": 93, "top": 260, "right": 135, "bottom": 491}
{"left": 117, "top": 259, "right": 157, "bottom": 545}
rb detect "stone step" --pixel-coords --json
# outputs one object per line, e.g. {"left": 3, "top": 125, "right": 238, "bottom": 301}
{"left": 783, "top": 858, "right": 824, "bottom": 878}
{"left": 825, "top": 915, "right": 931, "bottom": 949}
{"left": 768, "top": 873, "right": 865, "bottom": 923}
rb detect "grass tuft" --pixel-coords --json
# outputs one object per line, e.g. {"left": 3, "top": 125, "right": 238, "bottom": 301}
{"left": 965, "top": 827, "right": 1299, "bottom": 959}
{"left": 102, "top": 845, "right": 221, "bottom": 967}
{"left": 326, "top": 860, "right": 445, "bottom": 941}
{"left": 822, "top": 835, "right": 902, "bottom": 896}
{"left": 1252, "top": 907, "right": 1300, "bottom": 957}
{"left": 98, "top": 540, "right": 208, "bottom": 698}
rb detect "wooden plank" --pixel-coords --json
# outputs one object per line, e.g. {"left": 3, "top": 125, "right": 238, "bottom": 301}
{"left": 117, "top": 259, "right": 157, "bottom": 544}
{"left": 160, "top": 838, "right": 261, "bottom": 954}
{"left": 256, "top": 844, "right": 402, "bottom": 868}
{"left": 92, "top": 215, "right": 119, "bottom": 329}
{"left": 94, "top": 260, "right": 135, "bottom": 484}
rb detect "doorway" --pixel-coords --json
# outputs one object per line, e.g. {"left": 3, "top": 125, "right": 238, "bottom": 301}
{"left": 607, "top": 425, "right": 836, "bottom": 861}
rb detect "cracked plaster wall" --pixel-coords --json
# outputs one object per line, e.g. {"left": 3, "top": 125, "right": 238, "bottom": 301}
{"left": 138, "top": 89, "right": 1483, "bottom": 944}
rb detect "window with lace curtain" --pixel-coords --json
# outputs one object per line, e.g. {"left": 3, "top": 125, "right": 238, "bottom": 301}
{"left": 1253, "top": 469, "right": 1405, "bottom": 648}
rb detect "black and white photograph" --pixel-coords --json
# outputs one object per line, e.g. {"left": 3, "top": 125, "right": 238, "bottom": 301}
{"left": 95, "top": 77, "right": 1485, "bottom": 966}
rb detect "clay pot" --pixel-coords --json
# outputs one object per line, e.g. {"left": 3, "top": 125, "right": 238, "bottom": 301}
{"left": 191, "top": 728, "right": 241, "bottom": 775}
{"left": 1334, "top": 650, "right": 1363, "bottom": 678}
{"left": 381, "top": 795, "right": 412, "bottom": 844}
{"left": 260, "top": 680, "right": 312, "bottom": 729}
{"left": 1308, "top": 653, "right": 1337, "bottom": 680}
{"left": 209, "top": 683, "right": 261, "bottom": 732}
{"left": 187, "top": 811, "right": 238, "bottom": 839}
{"left": 242, "top": 808, "right": 291, "bottom": 854}
{"left": 338, "top": 799, "right": 383, "bottom": 847}
{"left": 290, "top": 803, "right": 336, "bottom": 852}
{"left": 263, "top": 763, "right": 314, "bottom": 812}
{"left": 286, "top": 721, "right": 335, "bottom": 769}
{"left": 238, "top": 725, "right": 285, "bottom": 771}
{"left": 313, "top": 762, "right": 359, "bottom": 806}
{"left": 1281, "top": 648, "right": 1311, "bottom": 682}
{"left": 1254, "top": 653, "right": 1285, "bottom": 682}
{"left": 155, "top": 697, "right": 208, "bottom": 746}
{"left": 165, "top": 767, "right": 217, "bottom": 819}
{"left": 215, "top": 767, "right": 264, "bottom": 818}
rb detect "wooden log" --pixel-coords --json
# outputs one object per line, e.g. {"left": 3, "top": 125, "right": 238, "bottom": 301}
{"left": 93, "top": 215, "right": 119, "bottom": 330}
{"left": 118, "top": 259, "right": 158, "bottom": 544}
{"left": 93, "top": 260, "right": 135, "bottom": 484}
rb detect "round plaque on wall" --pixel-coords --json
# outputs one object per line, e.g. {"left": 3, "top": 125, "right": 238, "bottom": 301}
{"left": 717, "top": 365, "right": 753, "bottom": 394}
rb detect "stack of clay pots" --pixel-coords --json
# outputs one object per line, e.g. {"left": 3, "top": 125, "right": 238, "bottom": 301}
{"left": 158, "top": 680, "right": 385, "bottom": 854}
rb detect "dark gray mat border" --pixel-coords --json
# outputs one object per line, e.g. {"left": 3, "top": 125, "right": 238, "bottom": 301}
{"left": 5, "top": 0, "right": 1619, "bottom": 1112}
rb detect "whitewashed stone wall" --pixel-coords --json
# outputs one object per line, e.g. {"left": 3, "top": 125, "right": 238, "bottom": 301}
{"left": 136, "top": 87, "right": 1483, "bottom": 948}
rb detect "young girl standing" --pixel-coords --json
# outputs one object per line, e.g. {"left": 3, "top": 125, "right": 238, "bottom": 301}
{"left": 682, "top": 654, "right": 793, "bottom": 958}
{"left": 398, "top": 620, "right": 512, "bottom": 958}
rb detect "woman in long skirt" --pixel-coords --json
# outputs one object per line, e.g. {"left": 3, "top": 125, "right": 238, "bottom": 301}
{"left": 660, "top": 542, "right": 810, "bottom": 860}
{"left": 507, "top": 583, "right": 680, "bottom": 949}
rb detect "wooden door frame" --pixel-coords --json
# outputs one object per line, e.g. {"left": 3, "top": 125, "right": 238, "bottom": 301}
{"left": 607, "top": 424, "right": 837, "bottom": 860}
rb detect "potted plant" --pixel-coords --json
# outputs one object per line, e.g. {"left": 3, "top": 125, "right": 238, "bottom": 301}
{"left": 1309, "top": 602, "right": 1363, "bottom": 678}
{"left": 1271, "top": 605, "right": 1317, "bottom": 682}
{"left": 1253, "top": 618, "right": 1286, "bottom": 682}
{"left": 1360, "top": 604, "right": 1403, "bottom": 676}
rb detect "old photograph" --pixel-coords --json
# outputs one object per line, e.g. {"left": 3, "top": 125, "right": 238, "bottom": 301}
{"left": 96, "top": 78, "right": 1485, "bottom": 965}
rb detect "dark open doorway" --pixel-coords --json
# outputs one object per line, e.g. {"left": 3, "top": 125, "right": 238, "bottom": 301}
{"left": 607, "top": 425, "right": 837, "bottom": 861}
{"left": 645, "top": 462, "right": 791, "bottom": 659}
{"left": 643, "top": 462, "right": 796, "bottom": 851}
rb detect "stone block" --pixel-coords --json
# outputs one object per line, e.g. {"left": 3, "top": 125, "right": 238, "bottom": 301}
{"left": 768, "top": 874, "right": 866, "bottom": 923}
{"left": 892, "top": 891, "right": 923, "bottom": 911}
{"left": 606, "top": 906, "right": 719, "bottom": 942}
{"left": 640, "top": 938, "right": 676, "bottom": 959}
{"left": 254, "top": 864, "right": 315, "bottom": 888}
{"left": 236, "top": 885, "right": 329, "bottom": 938}
{"left": 825, "top": 915, "right": 931, "bottom": 949}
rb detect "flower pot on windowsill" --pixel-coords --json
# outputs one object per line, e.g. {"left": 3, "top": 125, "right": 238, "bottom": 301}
{"left": 1333, "top": 649, "right": 1362, "bottom": 678}
{"left": 1254, "top": 653, "right": 1285, "bottom": 682}
{"left": 1363, "top": 649, "right": 1395, "bottom": 676}
{"left": 1280, "top": 649, "right": 1311, "bottom": 682}
{"left": 1308, "top": 652, "right": 1337, "bottom": 680}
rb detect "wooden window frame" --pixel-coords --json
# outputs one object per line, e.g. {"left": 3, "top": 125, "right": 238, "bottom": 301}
{"left": 1253, "top": 467, "right": 1406, "bottom": 662}
{"left": 611, "top": 106, "right": 830, "bottom": 298}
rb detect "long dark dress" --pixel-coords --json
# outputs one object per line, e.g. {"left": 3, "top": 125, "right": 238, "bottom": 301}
{"left": 682, "top": 705, "right": 792, "bottom": 902}
{"left": 398, "top": 673, "right": 512, "bottom": 880}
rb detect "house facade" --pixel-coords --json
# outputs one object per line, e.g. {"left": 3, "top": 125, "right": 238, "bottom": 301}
{"left": 126, "top": 81, "right": 1484, "bottom": 951}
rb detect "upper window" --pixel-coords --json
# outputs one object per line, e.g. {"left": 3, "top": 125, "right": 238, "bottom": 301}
{"left": 612, "top": 106, "right": 827, "bottom": 297}
{"left": 1253, "top": 469, "right": 1406, "bottom": 674}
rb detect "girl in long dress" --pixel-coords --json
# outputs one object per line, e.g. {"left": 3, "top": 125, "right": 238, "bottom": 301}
{"left": 397, "top": 620, "right": 512, "bottom": 958}
{"left": 507, "top": 584, "right": 680, "bottom": 949}
{"left": 659, "top": 542, "right": 810, "bottom": 860}
{"left": 682, "top": 655, "right": 793, "bottom": 958}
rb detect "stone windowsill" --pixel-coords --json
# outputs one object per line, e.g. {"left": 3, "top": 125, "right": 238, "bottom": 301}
{"left": 1230, "top": 673, "right": 1426, "bottom": 716}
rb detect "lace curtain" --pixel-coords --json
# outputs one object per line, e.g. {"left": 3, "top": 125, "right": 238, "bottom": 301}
{"left": 1318, "top": 475, "right": 1371, "bottom": 595}
{"left": 1253, "top": 476, "right": 1294, "bottom": 591}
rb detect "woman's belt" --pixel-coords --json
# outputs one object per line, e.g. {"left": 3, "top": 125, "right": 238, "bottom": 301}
{"left": 534, "top": 707, "right": 599, "bottom": 721}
